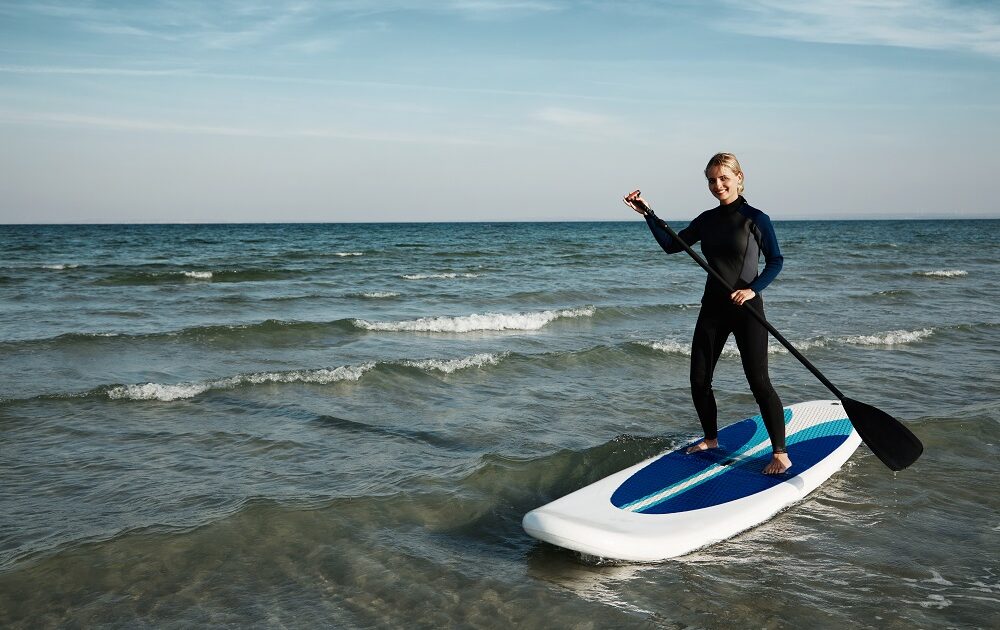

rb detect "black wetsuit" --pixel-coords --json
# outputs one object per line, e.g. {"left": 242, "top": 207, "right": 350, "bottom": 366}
{"left": 645, "top": 197, "right": 787, "bottom": 452}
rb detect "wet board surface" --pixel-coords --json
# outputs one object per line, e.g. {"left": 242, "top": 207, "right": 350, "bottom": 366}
{"left": 522, "top": 400, "right": 861, "bottom": 561}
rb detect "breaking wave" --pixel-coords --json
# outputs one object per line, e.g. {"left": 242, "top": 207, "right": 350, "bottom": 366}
{"left": 915, "top": 270, "right": 968, "bottom": 278}
{"left": 354, "top": 291, "right": 401, "bottom": 299}
{"left": 106, "top": 364, "right": 376, "bottom": 401}
{"left": 353, "top": 307, "right": 595, "bottom": 333}
{"left": 402, "top": 273, "right": 481, "bottom": 280}
{"left": 640, "top": 328, "right": 936, "bottom": 357}
{"left": 400, "top": 353, "right": 506, "bottom": 374}
{"left": 96, "top": 268, "right": 300, "bottom": 285}
{"left": 104, "top": 352, "right": 509, "bottom": 401}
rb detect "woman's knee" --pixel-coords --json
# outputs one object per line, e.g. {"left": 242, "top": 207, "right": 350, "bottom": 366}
{"left": 690, "top": 373, "right": 713, "bottom": 395}
{"left": 746, "top": 374, "right": 775, "bottom": 398}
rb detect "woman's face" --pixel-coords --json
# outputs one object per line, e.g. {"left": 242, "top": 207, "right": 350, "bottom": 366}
{"left": 706, "top": 165, "right": 742, "bottom": 206}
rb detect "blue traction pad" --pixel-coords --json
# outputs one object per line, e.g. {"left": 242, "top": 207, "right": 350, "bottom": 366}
{"left": 610, "top": 409, "right": 852, "bottom": 514}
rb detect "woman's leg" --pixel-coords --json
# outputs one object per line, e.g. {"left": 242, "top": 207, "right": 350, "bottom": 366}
{"left": 733, "top": 296, "right": 790, "bottom": 473}
{"left": 689, "top": 304, "right": 731, "bottom": 449}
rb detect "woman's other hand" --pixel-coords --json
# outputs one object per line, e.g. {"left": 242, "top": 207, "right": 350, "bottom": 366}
{"left": 730, "top": 288, "right": 756, "bottom": 306}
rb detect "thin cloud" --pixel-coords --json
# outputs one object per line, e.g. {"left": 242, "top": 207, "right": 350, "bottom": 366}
{"left": 0, "top": 65, "right": 190, "bottom": 76}
{"left": 719, "top": 0, "right": 1000, "bottom": 57}
{"left": 0, "top": 64, "right": 643, "bottom": 103}
{"left": 0, "top": 110, "right": 266, "bottom": 137}
{"left": 447, "top": 1, "right": 565, "bottom": 15}
{"left": 0, "top": 109, "right": 486, "bottom": 145}
{"left": 533, "top": 107, "right": 615, "bottom": 128}
{"left": 1, "top": 1, "right": 567, "bottom": 50}
{"left": 530, "top": 106, "right": 642, "bottom": 140}
{"left": 0, "top": 1, "right": 322, "bottom": 50}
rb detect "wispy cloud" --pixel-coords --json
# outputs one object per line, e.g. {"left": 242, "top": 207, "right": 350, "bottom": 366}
{"left": 1, "top": 1, "right": 327, "bottom": 50}
{"left": 719, "top": 0, "right": 1000, "bottom": 57}
{"left": 0, "top": 65, "right": 190, "bottom": 76}
{"left": 0, "top": 109, "right": 486, "bottom": 145}
{"left": 0, "top": 109, "right": 266, "bottom": 137}
{"left": 0, "top": 1, "right": 567, "bottom": 51}
{"left": 530, "top": 106, "right": 640, "bottom": 140}
{"left": 0, "top": 64, "right": 644, "bottom": 104}
{"left": 533, "top": 107, "right": 615, "bottom": 128}
{"left": 447, "top": 1, "right": 565, "bottom": 17}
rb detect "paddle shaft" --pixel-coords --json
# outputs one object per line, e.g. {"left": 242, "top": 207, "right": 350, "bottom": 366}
{"left": 642, "top": 209, "right": 846, "bottom": 401}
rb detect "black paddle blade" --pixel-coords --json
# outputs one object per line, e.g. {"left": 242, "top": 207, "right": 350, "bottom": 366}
{"left": 842, "top": 397, "right": 923, "bottom": 471}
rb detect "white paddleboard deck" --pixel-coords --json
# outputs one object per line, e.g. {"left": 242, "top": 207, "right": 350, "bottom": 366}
{"left": 522, "top": 400, "right": 861, "bottom": 562}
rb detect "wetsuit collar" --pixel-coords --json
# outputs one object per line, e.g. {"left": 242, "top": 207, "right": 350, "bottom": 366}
{"left": 718, "top": 196, "right": 746, "bottom": 212}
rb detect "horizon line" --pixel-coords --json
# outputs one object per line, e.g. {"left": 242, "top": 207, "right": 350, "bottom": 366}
{"left": 3, "top": 216, "right": 998, "bottom": 226}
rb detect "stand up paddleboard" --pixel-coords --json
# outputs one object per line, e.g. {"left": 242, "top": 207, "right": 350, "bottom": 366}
{"left": 522, "top": 400, "right": 861, "bottom": 562}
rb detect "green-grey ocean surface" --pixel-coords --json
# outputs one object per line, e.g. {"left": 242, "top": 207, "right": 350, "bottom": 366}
{"left": 1, "top": 220, "right": 998, "bottom": 629}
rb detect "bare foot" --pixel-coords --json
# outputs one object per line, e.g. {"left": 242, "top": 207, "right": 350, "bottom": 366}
{"left": 686, "top": 438, "right": 719, "bottom": 454}
{"left": 762, "top": 452, "right": 792, "bottom": 475}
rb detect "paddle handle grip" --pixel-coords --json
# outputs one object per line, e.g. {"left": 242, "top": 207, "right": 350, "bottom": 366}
{"left": 640, "top": 205, "right": 846, "bottom": 401}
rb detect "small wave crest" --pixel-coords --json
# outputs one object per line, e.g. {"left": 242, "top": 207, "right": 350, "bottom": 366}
{"left": 106, "top": 364, "right": 376, "bottom": 401}
{"left": 642, "top": 339, "right": 692, "bottom": 356}
{"left": 334, "top": 252, "right": 364, "bottom": 257}
{"left": 43, "top": 263, "right": 79, "bottom": 270}
{"left": 97, "top": 268, "right": 297, "bottom": 285}
{"left": 401, "top": 353, "right": 506, "bottom": 373}
{"left": 641, "top": 327, "right": 935, "bottom": 357}
{"left": 915, "top": 270, "right": 968, "bottom": 278}
{"left": 101, "top": 352, "right": 508, "bottom": 401}
{"left": 2, "top": 318, "right": 357, "bottom": 351}
{"left": 355, "top": 291, "right": 400, "bottom": 299}
{"left": 839, "top": 328, "right": 934, "bottom": 346}
{"left": 354, "top": 307, "right": 595, "bottom": 333}
{"left": 402, "top": 272, "right": 481, "bottom": 280}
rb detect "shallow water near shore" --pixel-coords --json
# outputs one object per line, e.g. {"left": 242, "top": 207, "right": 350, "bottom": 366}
{"left": 1, "top": 219, "right": 998, "bottom": 628}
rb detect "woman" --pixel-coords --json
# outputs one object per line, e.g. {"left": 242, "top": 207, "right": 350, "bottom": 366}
{"left": 624, "top": 152, "right": 791, "bottom": 475}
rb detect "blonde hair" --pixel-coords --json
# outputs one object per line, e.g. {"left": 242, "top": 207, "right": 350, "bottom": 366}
{"left": 705, "top": 152, "right": 744, "bottom": 195}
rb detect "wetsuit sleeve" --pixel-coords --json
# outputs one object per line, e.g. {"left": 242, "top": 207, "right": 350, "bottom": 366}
{"left": 645, "top": 212, "right": 701, "bottom": 254}
{"left": 747, "top": 213, "right": 783, "bottom": 293}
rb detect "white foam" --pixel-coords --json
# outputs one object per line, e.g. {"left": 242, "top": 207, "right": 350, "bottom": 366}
{"left": 106, "top": 363, "right": 375, "bottom": 401}
{"left": 402, "top": 273, "right": 480, "bottom": 280}
{"left": 917, "top": 269, "right": 968, "bottom": 278}
{"left": 840, "top": 328, "right": 934, "bottom": 346}
{"left": 645, "top": 338, "right": 807, "bottom": 357}
{"left": 232, "top": 364, "right": 374, "bottom": 386}
{"left": 642, "top": 329, "right": 928, "bottom": 358}
{"left": 335, "top": 252, "right": 364, "bottom": 257}
{"left": 43, "top": 264, "right": 78, "bottom": 270}
{"left": 403, "top": 353, "right": 505, "bottom": 373}
{"left": 183, "top": 271, "right": 213, "bottom": 279}
{"left": 917, "top": 594, "right": 952, "bottom": 609}
{"left": 107, "top": 381, "right": 212, "bottom": 401}
{"left": 644, "top": 339, "right": 691, "bottom": 356}
{"left": 354, "top": 307, "right": 595, "bottom": 333}
{"left": 360, "top": 291, "right": 399, "bottom": 298}
{"left": 924, "top": 570, "right": 955, "bottom": 587}
{"left": 781, "top": 338, "right": 829, "bottom": 352}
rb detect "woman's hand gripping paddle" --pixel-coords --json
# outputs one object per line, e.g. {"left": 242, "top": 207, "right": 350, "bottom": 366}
{"left": 624, "top": 191, "right": 923, "bottom": 471}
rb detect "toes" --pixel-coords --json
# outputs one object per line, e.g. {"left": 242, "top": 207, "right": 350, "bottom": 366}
{"left": 686, "top": 441, "right": 720, "bottom": 454}
{"left": 762, "top": 459, "right": 791, "bottom": 475}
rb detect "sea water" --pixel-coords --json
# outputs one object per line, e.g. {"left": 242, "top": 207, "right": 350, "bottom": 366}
{"left": 1, "top": 220, "right": 998, "bottom": 628}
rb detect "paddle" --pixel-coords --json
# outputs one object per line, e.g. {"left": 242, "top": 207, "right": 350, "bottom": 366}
{"left": 626, "top": 194, "right": 923, "bottom": 471}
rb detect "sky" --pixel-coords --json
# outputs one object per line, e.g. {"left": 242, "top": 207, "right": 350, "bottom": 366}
{"left": 1, "top": 0, "right": 999, "bottom": 223}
